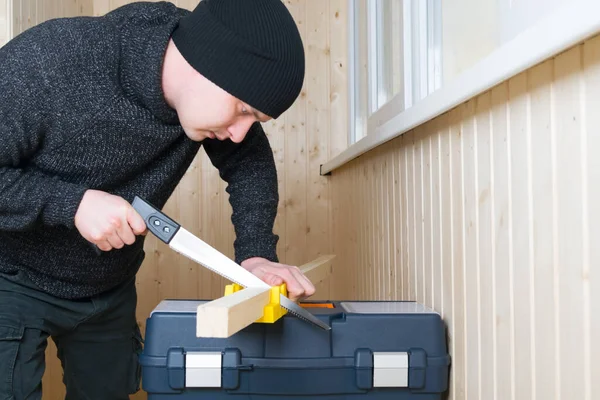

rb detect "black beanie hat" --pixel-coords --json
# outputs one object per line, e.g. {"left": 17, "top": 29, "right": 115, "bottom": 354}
{"left": 171, "top": 0, "right": 305, "bottom": 119}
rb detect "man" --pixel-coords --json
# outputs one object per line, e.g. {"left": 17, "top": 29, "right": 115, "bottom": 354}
{"left": 0, "top": 0, "right": 314, "bottom": 398}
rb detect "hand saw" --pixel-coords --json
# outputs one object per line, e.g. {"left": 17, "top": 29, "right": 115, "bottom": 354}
{"left": 131, "top": 196, "right": 331, "bottom": 331}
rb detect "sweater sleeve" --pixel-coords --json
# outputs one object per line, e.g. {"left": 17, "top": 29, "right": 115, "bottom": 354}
{"left": 202, "top": 122, "right": 280, "bottom": 264}
{"left": 0, "top": 30, "right": 89, "bottom": 232}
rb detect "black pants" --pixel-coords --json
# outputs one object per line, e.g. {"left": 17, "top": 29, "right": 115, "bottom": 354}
{"left": 0, "top": 269, "right": 143, "bottom": 399}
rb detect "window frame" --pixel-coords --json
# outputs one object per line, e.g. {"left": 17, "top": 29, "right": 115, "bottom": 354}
{"left": 348, "top": 0, "right": 443, "bottom": 145}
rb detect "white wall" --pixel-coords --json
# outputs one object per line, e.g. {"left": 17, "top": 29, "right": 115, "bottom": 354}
{"left": 443, "top": 0, "right": 570, "bottom": 82}
{"left": 442, "top": 0, "right": 499, "bottom": 83}
{"left": 497, "top": 0, "right": 569, "bottom": 43}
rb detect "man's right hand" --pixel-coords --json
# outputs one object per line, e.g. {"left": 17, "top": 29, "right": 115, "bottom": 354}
{"left": 74, "top": 190, "right": 147, "bottom": 252}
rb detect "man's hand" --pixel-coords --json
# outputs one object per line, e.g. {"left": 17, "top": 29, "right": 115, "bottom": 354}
{"left": 74, "top": 190, "right": 147, "bottom": 252}
{"left": 241, "top": 257, "right": 316, "bottom": 302}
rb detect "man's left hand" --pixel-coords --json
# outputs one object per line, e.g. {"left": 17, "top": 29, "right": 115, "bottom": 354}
{"left": 240, "top": 257, "right": 316, "bottom": 302}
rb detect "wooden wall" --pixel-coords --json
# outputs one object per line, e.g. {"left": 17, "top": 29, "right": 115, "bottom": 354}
{"left": 331, "top": 35, "right": 600, "bottom": 400}
{"left": 0, "top": 0, "right": 347, "bottom": 399}
{"left": 0, "top": 0, "right": 8, "bottom": 47}
{"left": 1, "top": 0, "right": 93, "bottom": 45}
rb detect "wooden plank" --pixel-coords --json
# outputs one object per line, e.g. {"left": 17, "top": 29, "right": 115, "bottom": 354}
{"left": 439, "top": 112, "right": 452, "bottom": 321}
{"left": 449, "top": 105, "right": 466, "bottom": 400}
{"left": 554, "top": 44, "right": 586, "bottom": 400}
{"left": 93, "top": 0, "right": 109, "bottom": 16}
{"left": 347, "top": 166, "right": 356, "bottom": 299}
{"left": 20, "top": 0, "right": 28, "bottom": 31}
{"left": 195, "top": 253, "right": 335, "bottom": 339}
{"left": 406, "top": 131, "right": 416, "bottom": 301}
{"left": 299, "top": 254, "right": 335, "bottom": 286}
{"left": 381, "top": 148, "right": 388, "bottom": 300}
{"left": 11, "top": 0, "right": 19, "bottom": 37}
{"left": 384, "top": 142, "right": 394, "bottom": 299}
{"left": 359, "top": 161, "right": 366, "bottom": 300}
{"left": 78, "top": 0, "right": 94, "bottom": 16}
{"left": 431, "top": 118, "right": 442, "bottom": 312}
{"left": 305, "top": 0, "right": 331, "bottom": 299}
{"left": 583, "top": 34, "right": 600, "bottom": 400}
{"left": 392, "top": 136, "right": 402, "bottom": 300}
{"left": 475, "top": 89, "right": 495, "bottom": 400}
{"left": 374, "top": 148, "right": 383, "bottom": 299}
{"left": 491, "top": 81, "right": 514, "bottom": 400}
{"left": 508, "top": 70, "right": 534, "bottom": 400}
{"left": 421, "top": 126, "right": 432, "bottom": 308}
{"left": 196, "top": 287, "right": 271, "bottom": 338}
{"left": 0, "top": 0, "right": 9, "bottom": 47}
{"left": 528, "top": 57, "right": 558, "bottom": 400}
{"left": 462, "top": 97, "right": 480, "bottom": 400}
{"left": 357, "top": 163, "right": 365, "bottom": 300}
{"left": 366, "top": 157, "right": 373, "bottom": 299}
{"left": 328, "top": 0, "right": 347, "bottom": 160}
{"left": 371, "top": 151, "right": 378, "bottom": 300}
{"left": 329, "top": 169, "right": 344, "bottom": 299}
{"left": 343, "top": 166, "right": 355, "bottom": 299}
{"left": 414, "top": 127, "right": 424, "bottom": 304}
{"left": 401, "top": 136, "right": 410, "bottom": 300}
{"left": 284, "top": 0, "right": 307, "bottom": 268}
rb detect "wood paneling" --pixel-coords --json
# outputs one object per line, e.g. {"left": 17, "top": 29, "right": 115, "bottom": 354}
{"left": 0, "top": 0, "right": 9, "bottom": 47}
{"left": 331, "top": 36, "right": 600, "bottom": 400}
{"left": 7, "top": 0, "right": 93, "bottom": 37}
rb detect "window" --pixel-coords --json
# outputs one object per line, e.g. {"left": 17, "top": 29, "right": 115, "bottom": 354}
{"left": 349, "top": 0, "right": 442, "bottom": 144}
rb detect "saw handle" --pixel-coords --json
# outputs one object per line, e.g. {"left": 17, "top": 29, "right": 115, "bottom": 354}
{"left": 90, "top": 196, "right": 179, "bottom": 254}
{"left": 131, "top": 196, "right": 180, "bottom": 244}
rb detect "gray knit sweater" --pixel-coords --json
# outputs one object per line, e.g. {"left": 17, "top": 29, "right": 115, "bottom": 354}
{"left": 0, "top": 2, "right": 279, "bottom": 299}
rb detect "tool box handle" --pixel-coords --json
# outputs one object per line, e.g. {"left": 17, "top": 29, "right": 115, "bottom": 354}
{"left": 219, "top": 348, "right": 415, "bottom": 395}
{"left": 176, "top": 348, "right": 450, "bottom": 395}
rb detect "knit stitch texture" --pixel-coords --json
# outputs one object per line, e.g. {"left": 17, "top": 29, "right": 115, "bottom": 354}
{"left": 0, "top": 1, "right": 280, "bottom": 299}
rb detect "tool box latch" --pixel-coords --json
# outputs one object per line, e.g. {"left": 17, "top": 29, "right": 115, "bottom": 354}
{"left": 185, "top": 351, "right": 222, "bottom": 388}
{"left": 373, "top": 352, "right": 409, "bottom": 387}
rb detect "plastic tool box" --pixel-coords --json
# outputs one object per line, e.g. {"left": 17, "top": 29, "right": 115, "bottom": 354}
{"left": 139, "top": 299, "right": 451, "bottom": 399}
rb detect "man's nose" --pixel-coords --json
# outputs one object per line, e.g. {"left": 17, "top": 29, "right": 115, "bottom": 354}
{"left": 228, "top": 118, "right": 255, "bottom": 143}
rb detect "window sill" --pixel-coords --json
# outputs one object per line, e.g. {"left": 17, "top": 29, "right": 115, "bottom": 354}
{"left": 321, "top": 0, "right": 600, "bottom": 175}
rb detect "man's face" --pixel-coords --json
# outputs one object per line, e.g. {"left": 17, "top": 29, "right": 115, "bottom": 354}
{"left": 174, "top": 71, "right": 271, "bottom": 143}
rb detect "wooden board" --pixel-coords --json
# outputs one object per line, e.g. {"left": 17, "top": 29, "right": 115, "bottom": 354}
{"left": 196, "top": 287, "right": 271, "bottom": 338}
{"left": 196, "top": 254, "right": 335, "bottom": 338}
{"left": 299, "top": 254, "right": 335, "bottom": 285}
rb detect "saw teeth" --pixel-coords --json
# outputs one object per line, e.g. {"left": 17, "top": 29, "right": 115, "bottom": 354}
{"left": 286, "top": 309, "right": 311, "bottom": 323}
